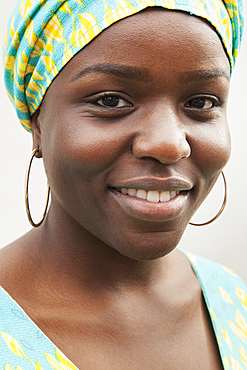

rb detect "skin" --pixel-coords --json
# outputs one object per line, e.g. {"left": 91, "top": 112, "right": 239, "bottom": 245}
{"left": 0, "top": 8, "right": 231, "bottom": 369}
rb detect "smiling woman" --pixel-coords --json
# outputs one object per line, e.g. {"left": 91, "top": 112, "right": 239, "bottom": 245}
{"left": 0, "top": 1, "right": 246, "bottom": 369}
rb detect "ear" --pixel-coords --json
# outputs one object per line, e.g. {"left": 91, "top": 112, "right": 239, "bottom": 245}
{"left": 31, "top": 108, "right": 43, "bottom": 158}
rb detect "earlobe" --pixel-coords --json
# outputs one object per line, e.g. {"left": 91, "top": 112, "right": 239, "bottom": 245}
{"left": 31, "top": 108, "right": 42, "bottom": 158}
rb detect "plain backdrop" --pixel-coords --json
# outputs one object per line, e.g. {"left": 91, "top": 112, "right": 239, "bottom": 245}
{"left": 0, "top": 2, "right": 247, "bottom": 281}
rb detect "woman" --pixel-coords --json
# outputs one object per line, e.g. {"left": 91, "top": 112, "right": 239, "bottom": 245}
{"left": 0, "top": 0, "right": 246, "bottom": 369}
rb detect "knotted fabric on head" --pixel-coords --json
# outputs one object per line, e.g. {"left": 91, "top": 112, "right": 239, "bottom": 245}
{"left": 3, "top": 0, "right": 245, "bottom": 132}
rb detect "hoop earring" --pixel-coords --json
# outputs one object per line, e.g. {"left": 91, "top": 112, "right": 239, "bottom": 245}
{"left": 189, "top": 171, "right": 227, "bottom": 227}
{"left": 25, "top": 148, "right": 50, "bottom": 228}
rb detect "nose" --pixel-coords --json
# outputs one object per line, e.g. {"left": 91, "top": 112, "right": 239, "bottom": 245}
{"left": 132, "top": 106, "right": 191, "bottom": 164}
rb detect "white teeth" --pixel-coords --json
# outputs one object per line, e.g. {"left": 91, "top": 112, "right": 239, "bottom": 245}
{"left": 147, "top": 191, "right": 160, "bottom": 203}
{"left": 120, "top": 188, "right": 180, "bottom": 202}
{"left": 170, "top": 191, "right": 177, "bottom": 199}
{"left": 160, "top": 191, "right": 170, "bottom": 202}
{"left": 136, "top": 189, "right": 147, "bottom": 199}
{"left": 128, "top": 188, "right": 137, "bottom": 196}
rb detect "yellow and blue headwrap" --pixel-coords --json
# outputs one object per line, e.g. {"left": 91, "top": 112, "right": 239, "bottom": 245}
{"left": 3, "top": 0, "right": 245, "bottom": 132}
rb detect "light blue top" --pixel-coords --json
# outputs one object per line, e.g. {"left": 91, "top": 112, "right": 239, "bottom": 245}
{"left": 0, "top": 253, "right": 247, "bottom": 369}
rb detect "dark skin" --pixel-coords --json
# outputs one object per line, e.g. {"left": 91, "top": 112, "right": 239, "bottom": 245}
{"left": 0, "top": 8, "right": 231, "bottom": 369}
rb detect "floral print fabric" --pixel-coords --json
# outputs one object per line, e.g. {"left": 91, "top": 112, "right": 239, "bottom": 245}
{"left": 0, "top": 289, "right": 77, "bottom": 370}
{"left": 3, "top": 0, "right": 245, "bottom": 131}
{"left": 0, "top": 253, "right": 247, "bottom": 369}
{"left": 185, "top": 253, "right": 247, "bottom": 370}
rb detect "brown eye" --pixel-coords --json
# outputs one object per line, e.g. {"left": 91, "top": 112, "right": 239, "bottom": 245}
{"left": 97, "top": 95, "right": 131, "bottom": 108}
{"left": 185, "top": 97, "right": 216, "bottom": 109}
{"left": 101, "top": 96, "right": 120, "bottom": 107}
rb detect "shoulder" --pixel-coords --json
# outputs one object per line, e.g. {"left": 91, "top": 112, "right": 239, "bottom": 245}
{"left": 184, "top": 252, "right": 247, "bottom": 367}
{"left": 185, "top": 251, "right": 246, "bottom": 284}
{"left": 184, "top": 251, "right": 247, "bottom": 303}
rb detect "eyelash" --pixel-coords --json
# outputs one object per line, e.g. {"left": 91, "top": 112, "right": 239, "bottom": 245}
{"left": 184, "top": 96, "right": 221, "bottom": 110}
{"left": 88, "top": 93, "right": 221, "bottom": 112}
{"left": 91, "top": 93, "right": 132, "bottom": 109}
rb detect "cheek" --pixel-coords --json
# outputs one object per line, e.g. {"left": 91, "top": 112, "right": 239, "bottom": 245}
{"left": 188, "top": 122, "right": 231, "bottom": 177}
{"left": 41, "top": 119, "right": 128, "bottom": 188}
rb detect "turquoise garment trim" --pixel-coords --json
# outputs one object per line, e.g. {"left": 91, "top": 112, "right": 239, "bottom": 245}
{"left": 185, "top": 253, "right": 247, "bottom": 369}
{"left": 0, "top": 253, "right": 247, "bottom": 369}
{"left": 3, "top": 0, "right": 245, "bottom": 132}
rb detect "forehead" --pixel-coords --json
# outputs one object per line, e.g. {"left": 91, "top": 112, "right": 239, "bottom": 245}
{"left": 51, "top": 8, "right": 230, "bottom": 88}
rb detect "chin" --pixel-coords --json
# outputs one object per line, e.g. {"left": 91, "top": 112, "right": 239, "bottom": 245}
{"left": 109, "top": 228, "right": 184, "bottom": 261}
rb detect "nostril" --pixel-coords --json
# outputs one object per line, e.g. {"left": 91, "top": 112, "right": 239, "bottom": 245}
{"left": 132, "top": 127, "right": 191, "bottom": 164}
{"left": 132, "top": 139, "right": 191, "bottom": 163}
{"left": 182, "top": 141, "right": 191, "bottom": 159}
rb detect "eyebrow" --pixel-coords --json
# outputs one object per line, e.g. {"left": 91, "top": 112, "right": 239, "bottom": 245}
{"left": 181, "top": 68, "right": 230, "bottom": 82}
{"left": 71, "top": 63, "right": 152, "bottom": 82}
{"left": 71, "top": 64, "right": 230, "bottom": 84}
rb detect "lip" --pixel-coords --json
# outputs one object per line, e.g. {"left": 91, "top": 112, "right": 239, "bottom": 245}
{"left": 109, "top": 187, "right": 190, "bottom": 222}
{"left": 110, "top": 176, "right": 193, "bottom": 192}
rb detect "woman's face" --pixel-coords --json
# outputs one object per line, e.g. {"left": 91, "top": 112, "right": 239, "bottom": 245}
{"left": 34, "top": 8, "right": 231, "bottom": 260}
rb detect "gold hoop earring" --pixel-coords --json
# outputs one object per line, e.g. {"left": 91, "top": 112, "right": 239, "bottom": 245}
{"left": 189, "top": 171, "right": 227, "bottom": 227}
{"left": 25, "top": 148, "right": 50, "bottom": 228}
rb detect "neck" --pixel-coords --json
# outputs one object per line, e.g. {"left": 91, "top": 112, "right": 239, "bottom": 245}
{"left": 26, "top": 201, "right": 178, "bottom": 294}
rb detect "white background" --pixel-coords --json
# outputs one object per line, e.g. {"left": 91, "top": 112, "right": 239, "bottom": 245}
{"left": 0, "top": 2, "right": 247, "bottom": 281}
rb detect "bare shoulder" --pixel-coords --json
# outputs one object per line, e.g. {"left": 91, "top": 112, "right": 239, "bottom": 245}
{"left": 0, "top": 230, "right": 42, "bottom": 302}
{"left": 164, "top": 248, "right": 200, "bottom": 288}
{"left": 0, "top": 238, "right": 25, "bottom": 279}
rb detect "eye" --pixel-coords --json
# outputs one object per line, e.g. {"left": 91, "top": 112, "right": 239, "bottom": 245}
{"left": 83, "top": 92, "right": 134, "bottom": 118}
{"left": 96, "top": 95, "right": 132, "bottom": 108}
{"left": 185, "top": 97, "right": 219, "bottom": 110}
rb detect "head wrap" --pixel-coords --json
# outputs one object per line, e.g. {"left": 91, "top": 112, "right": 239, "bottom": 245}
{"left": 3, "top": 0, "right": 245, "bottom": 132}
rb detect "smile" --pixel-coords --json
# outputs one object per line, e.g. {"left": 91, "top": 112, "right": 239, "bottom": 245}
{"left": 111, "top": 187, "right": 189, "bottom": 222}
{"left": 117, "top": 188, "right": 179, "bottom": 203}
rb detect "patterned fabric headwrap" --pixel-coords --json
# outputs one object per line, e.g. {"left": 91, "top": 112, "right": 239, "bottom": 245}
{"left": 3, "top": 0, "right": 245, "bottom": 132}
